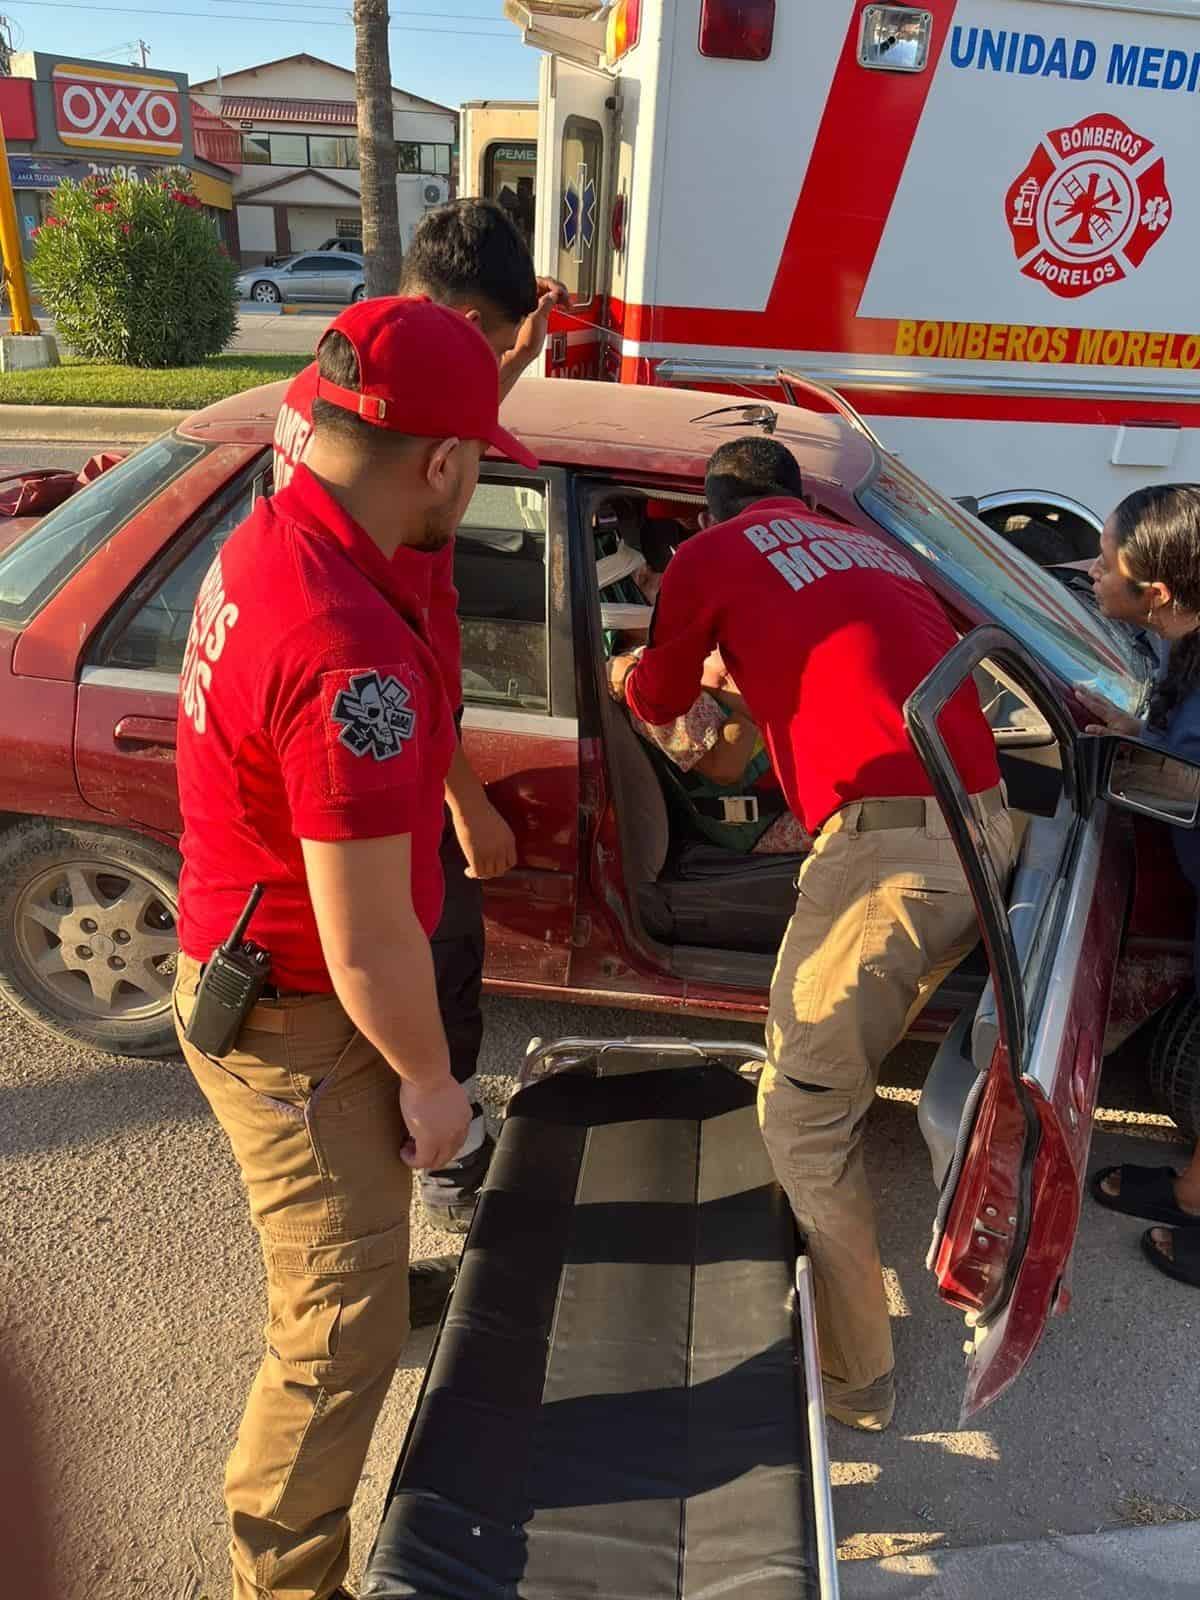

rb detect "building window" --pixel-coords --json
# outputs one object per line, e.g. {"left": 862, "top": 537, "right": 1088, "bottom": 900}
{"left": 269, "top": 132, "right": 309, "bottom": 167}
{"left": 397, "top": 142, "right": 452, "bottom": 176}
{"left": 309, "top": 134, "right": 358, "bottom": 169}
{"left": 238, "top": 132, "right": 361, "bottom": 169}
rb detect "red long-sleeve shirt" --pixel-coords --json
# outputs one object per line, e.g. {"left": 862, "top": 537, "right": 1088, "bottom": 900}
{"left": 625, "top": 498, "right": 999, "bottom": 835}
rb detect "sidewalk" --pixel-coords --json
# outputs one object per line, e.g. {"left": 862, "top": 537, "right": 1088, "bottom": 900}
{"left": 841, "top": 1522, "right": 1197, "bottom": 1599}
{"left": 0, "top": 404, "right": 187, "bottom": 442}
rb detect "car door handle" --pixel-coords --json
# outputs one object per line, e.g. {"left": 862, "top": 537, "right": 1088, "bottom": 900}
{"left": 114, "top": 715, "right": 177, "bottom": 749}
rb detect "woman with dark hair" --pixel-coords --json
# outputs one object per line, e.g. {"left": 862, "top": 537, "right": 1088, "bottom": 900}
{"left": 1081, "top": 483, "right": 1200, "bottom": 1288}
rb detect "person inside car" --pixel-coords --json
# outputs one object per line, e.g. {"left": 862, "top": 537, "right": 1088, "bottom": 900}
{"left": 608, "top": 436, "right": 1014, "bottom": 1432}
{"left": 273, "top": 200, "right": 567, "bottom": 1237}
{"left": 1081, "top": 484, "right": 1200, "bottom": 1291}
{"left": 597, "top": 502, "right": 808, "bottom": 854}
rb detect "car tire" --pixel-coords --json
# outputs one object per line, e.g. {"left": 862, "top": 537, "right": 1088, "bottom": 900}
{"left": 251, "top": 281, "right": 281, "bottom": 305}
{"left": 1148, "top": 991, "right": 1200, "bottom": 1142}
{"left": 0, "top": 819, "right": 182, "bottom": 1060}
{"left": 352, "top": 284, "right": 366, "bottom": 303}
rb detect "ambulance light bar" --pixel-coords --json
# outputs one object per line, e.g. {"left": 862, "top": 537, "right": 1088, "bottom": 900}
{"left": 605, "top": 0, "right": 641, "bottom": 62}
{"left": 699, "top": 0, "right": 775, "bottom": 62}
{"left": 858, "top": 7, "right": 933, "bottom": 74}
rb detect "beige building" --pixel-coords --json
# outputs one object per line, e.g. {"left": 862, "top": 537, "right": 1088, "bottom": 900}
{"left": 193, "top": 53, "right": 456, "bottom": 264}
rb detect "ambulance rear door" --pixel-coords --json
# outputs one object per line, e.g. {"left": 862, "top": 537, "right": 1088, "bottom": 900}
{"left": 537, "top": 52, "right": 615, "bottom": 381}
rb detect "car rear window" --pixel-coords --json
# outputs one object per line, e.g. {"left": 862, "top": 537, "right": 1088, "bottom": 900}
{"left": 0, "top": 433, "right": 205, "bottom": 628}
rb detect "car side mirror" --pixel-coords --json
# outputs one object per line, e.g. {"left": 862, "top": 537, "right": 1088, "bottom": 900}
{"left": 1098, "top": 735, "right": 1200, "bottom": 828}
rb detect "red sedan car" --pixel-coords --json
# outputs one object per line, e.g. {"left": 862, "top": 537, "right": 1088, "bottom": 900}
{"left": 1, "top": 378, "right": 1197, "bottom": 1413}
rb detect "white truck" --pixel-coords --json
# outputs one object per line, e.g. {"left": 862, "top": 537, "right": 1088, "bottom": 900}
{"left": 505, "top": 0, "right": 1200, "bottom": 559}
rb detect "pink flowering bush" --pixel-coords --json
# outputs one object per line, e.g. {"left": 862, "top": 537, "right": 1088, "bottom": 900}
{"left": 33, "top": 170, "right": 237, "bottom": 366}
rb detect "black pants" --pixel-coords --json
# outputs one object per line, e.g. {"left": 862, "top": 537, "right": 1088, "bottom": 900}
{"left": 432, "top": 816, "right": 484, "bottom": 1088}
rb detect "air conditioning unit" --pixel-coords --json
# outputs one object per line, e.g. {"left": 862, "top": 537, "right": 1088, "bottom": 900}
{"left": 423, "top": 179, "right": 448, "bottom": 206}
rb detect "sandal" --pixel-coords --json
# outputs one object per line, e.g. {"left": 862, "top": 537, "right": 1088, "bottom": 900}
{"left": 1140, "top": 1226, "right": 1200, "bottom": 1290}
{"left": 1089, "top": 1164, "right": 1199, "bottom": 1227}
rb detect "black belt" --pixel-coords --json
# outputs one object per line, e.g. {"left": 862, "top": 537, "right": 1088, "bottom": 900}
{"left": 690, "top": 792, "right": 789, "bottom": 825}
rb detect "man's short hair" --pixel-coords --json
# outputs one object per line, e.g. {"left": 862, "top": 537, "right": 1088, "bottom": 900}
{"left": 311, "top": 330, "right": 416, "bottom": 459}
{"left": 400, "top": 199, "right": 538, "bottom": 326}
{"left": 705, "top": 437, "right": 805, "bottom": 524}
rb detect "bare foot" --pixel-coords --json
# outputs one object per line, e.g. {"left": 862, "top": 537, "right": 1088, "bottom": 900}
{"left": 1099, "top": 1167, "right": 1200, "bottom": 1217}
{"left": 1147, "top": 1226, "right": 1175, "bottom": 1263}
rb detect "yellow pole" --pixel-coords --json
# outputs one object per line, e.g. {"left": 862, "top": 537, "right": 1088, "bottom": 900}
{"left": 0, "top": 112, "right": 41, "bottom": 336}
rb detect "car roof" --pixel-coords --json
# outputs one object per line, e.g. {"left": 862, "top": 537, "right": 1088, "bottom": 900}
{"left": 179, "top": 378, "right": 877, "bottom": 489}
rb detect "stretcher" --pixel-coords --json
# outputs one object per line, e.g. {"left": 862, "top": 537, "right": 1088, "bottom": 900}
{"left": 361, "top": 1038, "right": 840, "bottom": 1600}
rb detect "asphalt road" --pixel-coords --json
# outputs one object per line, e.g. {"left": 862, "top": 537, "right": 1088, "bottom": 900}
{"left": 0, "top": 441, "right": 98, "bottom": 474}
{"left": 34, "top": 306, "right": 330, "bottom": 359}
{"left": 2, "top": 987, "right": 1196, "bottom": 1600}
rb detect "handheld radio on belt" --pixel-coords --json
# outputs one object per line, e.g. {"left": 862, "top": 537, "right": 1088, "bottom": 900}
{"left": 184, "top": 884, "right": 272, "bottom": 1058}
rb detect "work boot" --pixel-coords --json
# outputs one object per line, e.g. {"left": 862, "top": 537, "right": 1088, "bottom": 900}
{"left": 418, "top": 1126, "right": 496, "bottom": 1233}
{"left": 407, "top": 1255, "right": 458, "bottom": 1329}
{"left": 823, "top": 1371, "right": 896, "bottom": 1432}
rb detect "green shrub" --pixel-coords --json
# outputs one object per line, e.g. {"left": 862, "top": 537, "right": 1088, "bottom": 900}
{"left": 32, "top": 170, "right": 238, "bottom": 367}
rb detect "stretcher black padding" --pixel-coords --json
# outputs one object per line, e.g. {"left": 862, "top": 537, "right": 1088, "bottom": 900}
{"left": 362, "top": 1053, "right": 821, "bottom": 1599}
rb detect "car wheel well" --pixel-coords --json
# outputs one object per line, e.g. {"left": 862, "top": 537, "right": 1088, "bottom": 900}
{"left": 1149, "top": 992, "right": 1200, "bottom": 1142}
{"left": 976, "top": 494, "right": 1102, "bottom": 566}
{"left": 0, "top": 817, "right": 181, "bottom": 1061}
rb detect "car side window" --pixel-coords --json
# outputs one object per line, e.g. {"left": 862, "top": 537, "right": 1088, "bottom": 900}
{"left": 289, "top": 256, "right": 323, "bottom": 272}
{"left": 456, "top": 479, "right": 548, "bottom": 713}
{"left": 99, "top": 481, "right": 258, "bottom": 674}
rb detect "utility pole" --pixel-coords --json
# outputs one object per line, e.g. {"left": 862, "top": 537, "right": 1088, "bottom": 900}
{"left": 136, "top": 38, "right": 149, "bottom": 68}
{"left": 0, "top": 16, "right": 14, "bottom": 76}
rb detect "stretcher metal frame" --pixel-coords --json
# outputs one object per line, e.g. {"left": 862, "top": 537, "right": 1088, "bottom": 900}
{"left": 364, "top": 1035, "right": 841, "bottom": 1600}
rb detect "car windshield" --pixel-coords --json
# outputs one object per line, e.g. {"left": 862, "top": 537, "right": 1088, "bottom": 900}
{"left": 859, "top": 462, "right": 1152, "bottom": 718}
{"left": 0, "top": 433, "right": 206, "bottom": 628}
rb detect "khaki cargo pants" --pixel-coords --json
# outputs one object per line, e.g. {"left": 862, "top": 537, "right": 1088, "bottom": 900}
{"left": 757, "top": 791, "right": 1014, "bottom": 1414}
{"left": 175, "top": 955, "right": 412, "bottom": 1600}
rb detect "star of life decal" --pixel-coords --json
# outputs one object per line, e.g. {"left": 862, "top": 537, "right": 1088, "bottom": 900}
{"left": 331, "top": 670, "right": 416, "bottom": 761}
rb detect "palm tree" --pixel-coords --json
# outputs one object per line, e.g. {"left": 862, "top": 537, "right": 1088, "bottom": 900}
{"left": 353, "top": 0, "right": 403, "bottom": 297}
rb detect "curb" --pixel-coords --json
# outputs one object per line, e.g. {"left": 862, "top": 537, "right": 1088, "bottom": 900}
{"left": 0, "top": 405, "right": 188, "bottom": 443}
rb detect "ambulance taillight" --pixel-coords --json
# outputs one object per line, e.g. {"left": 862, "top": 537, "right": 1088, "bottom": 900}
{"left": 698, "top": 0, "right": 775, "bottom": 62}
{"left": 605, "top": 0, "right": 641, "bottom": 62}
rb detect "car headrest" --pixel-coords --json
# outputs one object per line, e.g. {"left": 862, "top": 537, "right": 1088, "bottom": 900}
{"left": 596, "top": 539, "right": 644, "bottom": 589}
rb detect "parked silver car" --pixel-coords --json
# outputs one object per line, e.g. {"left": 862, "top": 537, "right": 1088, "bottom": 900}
{"left": 235, "top": 251, "right": 365, "bottom": 306}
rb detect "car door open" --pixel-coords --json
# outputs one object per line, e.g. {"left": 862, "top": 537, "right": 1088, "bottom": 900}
{"left": 905, "top": 623, "right": 1132, "bottom": 1419}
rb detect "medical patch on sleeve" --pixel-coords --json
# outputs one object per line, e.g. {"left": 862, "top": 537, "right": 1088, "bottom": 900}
{"left": 330, "top": 668, "right": 417, "bottom": 761}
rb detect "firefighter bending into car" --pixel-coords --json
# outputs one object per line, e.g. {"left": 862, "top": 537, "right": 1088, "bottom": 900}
{"left": 174, "top": 297, "right": 540, "bottom": 1599}
{"left": 609, "top": 438, "right": 1014, "bottom": 1431}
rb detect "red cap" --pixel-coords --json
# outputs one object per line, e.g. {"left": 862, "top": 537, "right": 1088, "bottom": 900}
{"left": 314, "top": 294, "right": 538, "bottom": 469}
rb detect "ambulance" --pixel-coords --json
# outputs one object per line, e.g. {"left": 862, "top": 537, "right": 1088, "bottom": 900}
{"left": 504, "top": 0, "right": 1200, "bottom": 560}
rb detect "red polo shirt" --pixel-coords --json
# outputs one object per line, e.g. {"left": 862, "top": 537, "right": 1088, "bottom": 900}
{"left": 176, "top": 465, "right": 457, "bottom": 992}
{"left": 274, "top": 362, "right": 462, "bottom": 712}
{"left": 626, "top": 498, "right": 999, "bottom": 835}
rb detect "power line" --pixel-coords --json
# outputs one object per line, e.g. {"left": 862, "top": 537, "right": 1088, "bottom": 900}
{"left": 6, "top": 0, "right": 515, "bottom": 32}
{"left": 209, "top": 0, "right": 503, "bottom": 14}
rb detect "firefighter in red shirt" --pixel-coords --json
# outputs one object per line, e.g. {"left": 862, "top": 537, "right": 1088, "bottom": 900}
{"left": 274, "top": 200, "right": 566, "bottom": 1234}
{"left": 611, "top": 438, "right": 1015, "bottom": 1432}
{"left": 174, "top": 296, "right": 539, "bottom": 1600}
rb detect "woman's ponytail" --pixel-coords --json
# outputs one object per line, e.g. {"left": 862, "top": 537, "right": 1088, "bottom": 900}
{"left": 1149, "top": 631, "right": 1200, "bottom": 731}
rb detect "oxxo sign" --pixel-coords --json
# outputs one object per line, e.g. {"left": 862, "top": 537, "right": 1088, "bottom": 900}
{"left": 52, "top": 63, "right": 183, "bottom": 158}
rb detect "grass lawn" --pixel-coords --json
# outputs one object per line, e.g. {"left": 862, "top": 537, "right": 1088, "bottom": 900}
{"left": 0, "top": 353, "right": 307, "bottom": 408}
